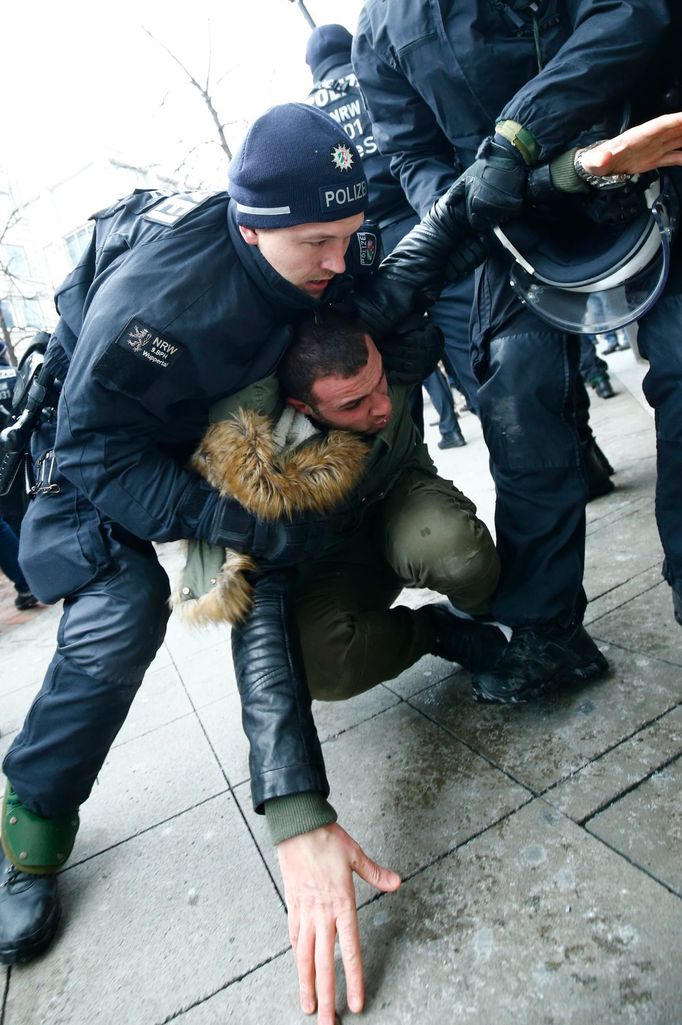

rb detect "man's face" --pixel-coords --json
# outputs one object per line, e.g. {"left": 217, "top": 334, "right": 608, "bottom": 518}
{"left": 292, "top": 335, "right": 393, "bottom": 436}
{"left": 239, "top": 213, "right": 365, "bottom": 297}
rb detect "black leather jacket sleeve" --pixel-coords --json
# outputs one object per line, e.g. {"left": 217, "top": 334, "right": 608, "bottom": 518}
{"left": 231, "top": 570, "right": 329, "bottom": 814}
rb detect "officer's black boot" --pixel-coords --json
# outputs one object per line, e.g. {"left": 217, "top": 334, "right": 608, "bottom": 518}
{"left": 471, "top": 621, "right": 609, "bottom": 704}
{"left": 0, "top": 784, "right": 77, "bottom": 964}
{"left": 424, "top": 603, "right": 508, "bottom": 673}
{"left": 0, "top": 850, "right": 60, "bottom": 964}
{"left": 673, "top": 586, "right": 682, "bottom": 627}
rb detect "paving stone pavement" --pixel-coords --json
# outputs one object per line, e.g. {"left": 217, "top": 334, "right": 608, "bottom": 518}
{"left": 1, "top": 357, "right": 680, "bottom": 1025}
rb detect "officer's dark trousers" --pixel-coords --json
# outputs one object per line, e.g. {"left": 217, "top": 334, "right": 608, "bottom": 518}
{"left": 423, "top": 367, "right": 458, "bottom": 436}
{"left": 638, "top": 242, "right": 682, "bottom": 596}
{"left": 473, "top": 262, "right": 588, "bottom": 628}
{"left": 4, "top": 507, "right": 170, "bottom": 819}
{"left": 579, "top": 336, "right": 609, "bottom": 383}
{"left": 428, "top": 278, "right": 480, "bottom": 415}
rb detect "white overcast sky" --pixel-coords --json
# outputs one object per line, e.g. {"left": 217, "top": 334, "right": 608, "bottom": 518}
{"left": 2, "top": 0, "right": 365, "bottom": 197}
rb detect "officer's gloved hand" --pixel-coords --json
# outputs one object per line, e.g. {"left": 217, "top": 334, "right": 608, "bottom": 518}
{"left": 348, "top": 178, "right": 489, "bottom": 339}
{"left": 208, "top": 496, "right": 344, "bottom": 568}
{"left": 377, "top": 315, "right": 445, "bottom": 387}
{"left": 458, "top": 136, "right": 528, "bottom": 231}
{"left": 581, "top": 178, "right": 653, "bottom": 225}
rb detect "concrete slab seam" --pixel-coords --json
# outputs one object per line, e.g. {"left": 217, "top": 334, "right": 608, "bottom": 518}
{"left": 406, "top": 698, "right": 538, "bottom": 795}
{"left": 586, "top": 563, "right": 662, "bottom": 605}
{"left": 153, "top": 945, "right": 291, "bottom": 1025}
{"left": 542, "top": 702, "right": 682, "bottom": 820}
{"left": 355, "top": 792, "right": 538, "bottom": 912}
{"left": 383, "top": 668, "right": 461, "bottom": 699}
{"left": 584, "top": 812, "right": 682, "bottom": 899}
{"left": 167, "top": 651, "right": 287, "bottom": 910}
{"left": 0, "top": 962, "right": 9, "bottom": 1025}
{"left": 588, "top": 635, "right": 682, "bottom": 669}
{"left": 62, "top": 789, "right": 231, "bottom": 873}
{"left": 574, "top": 733, "right": 680, "bottom": 828}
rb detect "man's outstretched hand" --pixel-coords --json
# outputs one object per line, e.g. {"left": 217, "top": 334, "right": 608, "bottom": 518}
{"left": 277, "top": 823, "right": 401, "bottom": 1023}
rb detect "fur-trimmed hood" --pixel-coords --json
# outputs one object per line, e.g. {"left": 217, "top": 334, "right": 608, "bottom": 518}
{"left": 177, "top": 407, "right": 368, "bottom": 626}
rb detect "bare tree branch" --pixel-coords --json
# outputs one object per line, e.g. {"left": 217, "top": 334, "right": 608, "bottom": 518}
{"left": 142, "top": 26, "right": 233, "bottom": 162}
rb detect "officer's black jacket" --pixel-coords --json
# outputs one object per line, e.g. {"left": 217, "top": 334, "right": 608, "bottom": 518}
{"left": 353, "top": 0, "right": 670, "bottom": 217}
{"left": 51, "top": 190, "right": 322, "bottom": 542}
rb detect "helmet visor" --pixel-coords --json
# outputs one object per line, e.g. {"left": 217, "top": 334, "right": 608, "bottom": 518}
{"left": 502, "top": 187, "right": 676, "bottom": 334}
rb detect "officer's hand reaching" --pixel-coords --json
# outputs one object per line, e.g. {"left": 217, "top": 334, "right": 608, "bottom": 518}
{"left": 457, "top": 135, "right": 529, "bottom": 230}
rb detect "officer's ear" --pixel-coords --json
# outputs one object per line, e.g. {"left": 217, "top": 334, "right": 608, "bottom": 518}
{"left": 239, "top": 225, "right": 260, "bottom": 246}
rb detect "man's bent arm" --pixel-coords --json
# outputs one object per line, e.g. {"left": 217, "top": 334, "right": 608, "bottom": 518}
{"left": 231, "top": 570, "right": 400, "bottom": 1023}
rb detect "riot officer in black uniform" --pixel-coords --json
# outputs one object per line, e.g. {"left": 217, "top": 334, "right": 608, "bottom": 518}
{"left": 354, "top": 0, "right": 679, "bottom": 705}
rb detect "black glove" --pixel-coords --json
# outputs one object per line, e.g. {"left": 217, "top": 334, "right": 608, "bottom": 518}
{"left": 348, "top": 177, "right": 489, "bottom": 339}
{"left": 377, "top": 315, "right": 445, "bottom": 387}
{"left": 208, "top": 495, "right": 347, "bottom": 568}
{"left": 459, "top": 136, "right": 528, "bottom": 231}
{"left": 580, "top": 178, "right": 653, "bottom": 225}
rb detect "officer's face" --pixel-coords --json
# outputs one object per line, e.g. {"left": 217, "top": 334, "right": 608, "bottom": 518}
{"left": 239, "top": 213, "right": 365, "bottom": 297}
{"left": 291, "top": 335, "right": 393, "bottom": 436}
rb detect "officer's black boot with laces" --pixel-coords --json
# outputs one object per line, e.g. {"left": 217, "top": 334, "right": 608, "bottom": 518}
{"left": 0, "top": 850, "right": 60, "bottom": 964}
{"left": 471, "top": 620, "right": 609, "bottom": 704}
{"left": 424, "top": 603, "right": 509, "bottom": 673}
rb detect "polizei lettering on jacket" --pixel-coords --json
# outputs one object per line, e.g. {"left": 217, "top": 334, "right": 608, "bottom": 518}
{"left": 319, "top": 180, "right": 368, "bottom": 212}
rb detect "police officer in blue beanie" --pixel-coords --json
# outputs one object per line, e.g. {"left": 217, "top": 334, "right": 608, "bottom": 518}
{"left": 0, "top": 100, "right": 490, "bottom": 1020}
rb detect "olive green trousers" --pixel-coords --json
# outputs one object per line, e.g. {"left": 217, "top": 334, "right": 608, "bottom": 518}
{"left": 295, "top": 470, "right": 499, "bottom": 701}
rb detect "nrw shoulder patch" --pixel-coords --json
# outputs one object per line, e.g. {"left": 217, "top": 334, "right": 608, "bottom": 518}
{"left": 142, "top": 191, "right": 217, "bottom": 227}
{"left": 116, "top": 319, "right": 185, "bottom": 371}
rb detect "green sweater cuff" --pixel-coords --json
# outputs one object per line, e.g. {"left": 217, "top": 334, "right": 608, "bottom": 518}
{"left": 549, "top": 148, "right": 589, "bottom": 194}
{"left": 264, "top": 791, "right": 338, "bottom": 846}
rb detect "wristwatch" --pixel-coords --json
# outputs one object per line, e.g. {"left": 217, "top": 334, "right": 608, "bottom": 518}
{"left": 574, "top": 144, "right": 633, "bottom": 189}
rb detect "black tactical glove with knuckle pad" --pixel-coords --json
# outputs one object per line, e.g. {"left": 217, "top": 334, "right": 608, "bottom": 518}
{"left": 461, "top": 136, "right": 529, "bottom": 230}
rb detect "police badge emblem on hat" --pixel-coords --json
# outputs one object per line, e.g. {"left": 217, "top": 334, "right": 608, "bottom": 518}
{"left": 330, "top": 143, "right": 354, "bottom": 173}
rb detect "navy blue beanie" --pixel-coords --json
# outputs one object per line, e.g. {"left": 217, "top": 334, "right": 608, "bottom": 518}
{"left": 305, "top": 24, "right": 353, "bottom": 72}
{"left": 229, "top": 103, "right": 368, "bottom": 228}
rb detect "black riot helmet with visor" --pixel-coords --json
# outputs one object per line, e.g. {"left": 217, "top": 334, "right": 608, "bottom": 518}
{"left": 493, "top": 172, "right": 678, "bottom": 335}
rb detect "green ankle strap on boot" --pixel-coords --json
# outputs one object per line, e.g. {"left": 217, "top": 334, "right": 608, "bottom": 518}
{"left": 1, "top": 785, "right": 79, "bottom": 874}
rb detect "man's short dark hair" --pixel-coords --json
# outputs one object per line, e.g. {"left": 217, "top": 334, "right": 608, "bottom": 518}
{"left": 280, "top": 309, "right": 370, "bottom": 408}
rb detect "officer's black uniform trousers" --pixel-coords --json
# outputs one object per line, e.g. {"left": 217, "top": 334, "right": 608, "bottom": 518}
{"left": 638, "top": 237, "right": 682, "bottom": 597}
{"left": 472, "top": 252, "right": 588, "bottom": 627}
{"left": 5, "top": 426, "right": 170, "bottom": 818}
